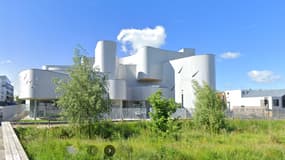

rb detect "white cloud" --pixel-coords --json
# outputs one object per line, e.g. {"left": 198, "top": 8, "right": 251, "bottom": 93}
{"left": 248, "top": 70, "right": 281, "bottom": 83}
{"left": 117, "top": 25, "right": 166, "bottom": 55}
{"left": 0, "top": 59, "right": 12, "bottom": 64}
{"left": 220, "top": 52, "right": 240, "bottom": 59}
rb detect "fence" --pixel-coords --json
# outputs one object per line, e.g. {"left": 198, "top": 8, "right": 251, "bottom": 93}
{"left": 103, "top": 107, "right": 192, "bottom": 120}
{"left": 0, "top": 104, "right": 29, "bottom": 121}
{"left": 105, "top": 107, "right": 285, "bottom": 120}
{"left": 6, "top": 105, "right": 285, "bottom": 121}
{"left": 226, "top": 108, "right": 285, "bottom": 119}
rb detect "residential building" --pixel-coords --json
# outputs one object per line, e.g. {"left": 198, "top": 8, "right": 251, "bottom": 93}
{"left": 0, "top": 75, "right": 14, "bottom": 106}
{"left": 224, "top": 89, "right": 285, "bottom": 110}
{"left": 19, "top": 40, "right": 215, "bottom": 118}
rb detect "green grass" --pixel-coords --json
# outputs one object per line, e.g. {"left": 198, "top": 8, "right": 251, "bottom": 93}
{"left": 17, "top": 119, "right": 52, "bottom": 123}
{"left": 15, "top": 120, "right": 285, "bottom": 160}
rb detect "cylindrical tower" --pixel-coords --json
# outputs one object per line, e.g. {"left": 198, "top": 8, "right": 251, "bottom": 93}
{"left": 94, "top": 41, "right": 117, "bottom": 79}
{"left": 170, "top": 54, "right": 215, "bottom": 112}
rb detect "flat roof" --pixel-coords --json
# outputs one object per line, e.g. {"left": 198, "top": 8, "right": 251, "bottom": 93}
{"left": 242, "top": 89, "right": 285, "bottom": 97}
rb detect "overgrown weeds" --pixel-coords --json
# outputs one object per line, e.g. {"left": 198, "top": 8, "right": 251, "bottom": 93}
{"left": 16, "top": 120, "right": 285, "bottom": 160}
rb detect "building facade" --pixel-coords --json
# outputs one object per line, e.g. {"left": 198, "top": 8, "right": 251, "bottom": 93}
{"left": 19, "top": 65, "right": 70, "bottom": 117}
{"left": 224, "top": 89, "right": 285, "bottom": 110}
{"left": 19, "top": 40, "right": 216, "bottom": 118}
{"left": 0, "top": 75, "right": 14, "bottom": 106}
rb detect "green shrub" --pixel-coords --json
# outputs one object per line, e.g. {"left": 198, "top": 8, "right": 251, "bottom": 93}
{"left": 192, "top": 80, "right": 227, "bottom": 133}
{"left": 94, "top": 121, "right": 114, "bottom": 139}
{"left": 149, "top": 146, "right": 190, "bottom": 160}
{"left": 147, "top": 90, "right": 181, "bottom": 136}
{"left": 50, "top": 127, "right": 75, "bottom": 139}
{"left": 115, "top": 122, "right": 139, "bottom": 139}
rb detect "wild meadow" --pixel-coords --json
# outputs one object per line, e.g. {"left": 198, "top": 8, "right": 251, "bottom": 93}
{"left": 15, "top": 119, "right": 285, "bottom": 160}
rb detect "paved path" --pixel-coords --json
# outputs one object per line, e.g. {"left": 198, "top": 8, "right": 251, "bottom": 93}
{"left": 0, "top": 126, "right": 5, "bottom": 160}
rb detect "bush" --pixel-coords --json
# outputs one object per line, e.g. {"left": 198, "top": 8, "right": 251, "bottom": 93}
{"left": 115, "top": 122, "right": 139, "bottom": 139}
{"left": 93, "top": 121, "right": 114, "bottom": 139}
{"left": 147, "top": 90, "right": 181, "bottom": 136}
{"left": 50, "top": 127, "right": 75, "bottom": 139}
{"left": 192, "top": 80, "right": 227, "bottom": 133}
{"left": 92, "top": 121, "right": 139, "bottom": 139}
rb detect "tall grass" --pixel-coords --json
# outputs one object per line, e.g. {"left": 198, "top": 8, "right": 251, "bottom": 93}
{"left": 16, "top": 119, "right": 285, "bottom": 160}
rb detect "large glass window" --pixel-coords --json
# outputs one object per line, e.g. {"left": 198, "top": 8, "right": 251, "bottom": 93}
{"left": 273, "top": 99, "right": 279, "bottom": 107}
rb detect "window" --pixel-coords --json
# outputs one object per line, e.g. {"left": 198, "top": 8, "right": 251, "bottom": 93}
{"left": 273, "top": 99, "right": 279, "bottom": 107}
{"left": 264, "top": 99, "right": 269, "bottom": 106}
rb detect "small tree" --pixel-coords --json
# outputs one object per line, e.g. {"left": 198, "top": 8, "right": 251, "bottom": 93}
{"left": 55, "top": 51, "right": 110, "bottom": 138}
{"left": 15, "top": 96, "right": 25, "bottom": 104}
{"left": 147, "top": 90, "right": 180, "bottom": 136}
{"left": 192, "top": 80, "right": 226, "bottom": 133}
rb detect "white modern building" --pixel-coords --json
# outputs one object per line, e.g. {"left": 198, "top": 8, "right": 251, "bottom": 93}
{"left": 0, "top": 75, "right": 14, "bottom": 106}
{"left": 19, "top": 65, "right": 70, "bottom": 117}
{"left": 224, "top": 89, "right": 285, "bottom": 110}
{"left": 19, "top": 40, "right": 215, "bottom": 118}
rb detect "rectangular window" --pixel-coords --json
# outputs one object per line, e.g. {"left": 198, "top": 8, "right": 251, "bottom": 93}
{"left": 273, "top": 99, "right": 279, "bottom": 107}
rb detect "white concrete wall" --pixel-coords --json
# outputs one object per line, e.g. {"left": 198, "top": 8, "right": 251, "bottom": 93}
{"left": 131, "top": 86, "right": 170, "bottom": 100}
{"left": 116, "top": 45, "right": 203, "bottom": 103}
{"left": 108, "top": 80, "right": 127, "bottom": 100}
{"left": 225, "top": 90, "right": 274, "bottom": 110}
{"left": 19, "top": 69, "right": 69, "bottom": 99}
{"left": 225, "top": 90, "right": 242, "bottom": 109}
{"left": 136, "top": 46, "right": 194, "bottom": 81}
{"left": 0, "top": 104, "right": 28, "bottom": 121}
{"left": 94, "top": 41, "right": 117, "bottom": 79}
{"left": 241, "top": 97, "right": 272, "bottom": 109}
{"left": 170, "top": 54, "right": 215, "bottom": 111}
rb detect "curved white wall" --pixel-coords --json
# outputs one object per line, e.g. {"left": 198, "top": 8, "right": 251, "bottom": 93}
{"left": 131, "top": 86, "right": 170, "bottom": 100}
{"left": 136, "top": 47, "right": 196, "bottom": 81}
{"left": 42, "top": 65, "right": 70, "bottom": 73}
{"left": 94, "top": 41, "right": 117, "bottom": 79}
{"left": 136, "top": 47, "right": 149, "bottom": 80}
{"left": 108, "top": 80, "right": 127, "bottom": 100}
{"left": 187, "top": 54, "right": 215, "bottom": 88}
{"left": 170, "top": 54, "right": 215, "bottom": 111}
{"left": 19, "top": 69, "right": 69, "bottom": 99}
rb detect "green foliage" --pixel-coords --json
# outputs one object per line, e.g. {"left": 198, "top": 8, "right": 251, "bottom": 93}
{"left": 16, "top": 120, "right": 285, "bottom": 160}
{"left": 192, "top": 80, "right": 227, "bottom": 133}
{"left": 149, "top": 146, "right": 189, "bottom": 160}
{"left": 147, "top": 90, "right": 181, "bottom": 136}
{"left": 15, "top": 96, "right": 25, "bottom": 104}
{"left": 93, "top": 121, "right": 139, "bottom": 139}
{"left": 54, "top": 50, "right": 110, "bottom": 138}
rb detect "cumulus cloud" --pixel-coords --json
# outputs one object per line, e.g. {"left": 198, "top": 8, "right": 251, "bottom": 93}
{"left": 220, "top": 52, "right": 240, "bottom": 59}
{"left": 248, "top": 70, "right": 281, "bottom": 83}
{"left": 117, "top": 25, "right": 166, "bottom": 55}
{"left": 0, "top": 59, "right": 12, "bottom": 64}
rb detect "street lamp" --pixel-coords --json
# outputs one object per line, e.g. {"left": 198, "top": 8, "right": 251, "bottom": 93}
{"left": 181, "top": 89, "right": 184, "bottom": 108}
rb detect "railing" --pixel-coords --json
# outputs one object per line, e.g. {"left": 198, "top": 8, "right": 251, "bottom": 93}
{"left": 103, "top": 107, "right": 192, "bottom": 120}
{"left": 1, "top": 122, "right": 29, "bottom": 160}
{"left": 105, "top": 107, "right": 285, "bottom": 120}
{"left": 226, "top": 108, "right": 285, "bottom": 119}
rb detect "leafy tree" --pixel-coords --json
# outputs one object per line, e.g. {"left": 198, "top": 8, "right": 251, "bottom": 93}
{"left": 192, "top": 80, "right": 226, "bottom": 133}
{"left": 55, "top": 51, "right": 110, "bottom": 138}
{"left": 15, "top": 96, "right": 25, "bottom": 104}
{"left": 147, "top": 90, "right": 180, "bottom": 136}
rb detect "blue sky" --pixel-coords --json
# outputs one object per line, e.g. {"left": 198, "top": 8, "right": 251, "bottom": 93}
{"left": 1, "top": 0, "right": 285, "bottom": 94}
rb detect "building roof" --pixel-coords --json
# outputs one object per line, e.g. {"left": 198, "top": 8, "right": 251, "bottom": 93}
{"left": 242, "top": 89, "right": 285, "bottom": 98}
{"left": 0, "top": 75, "right": 10, "bottom": 83}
